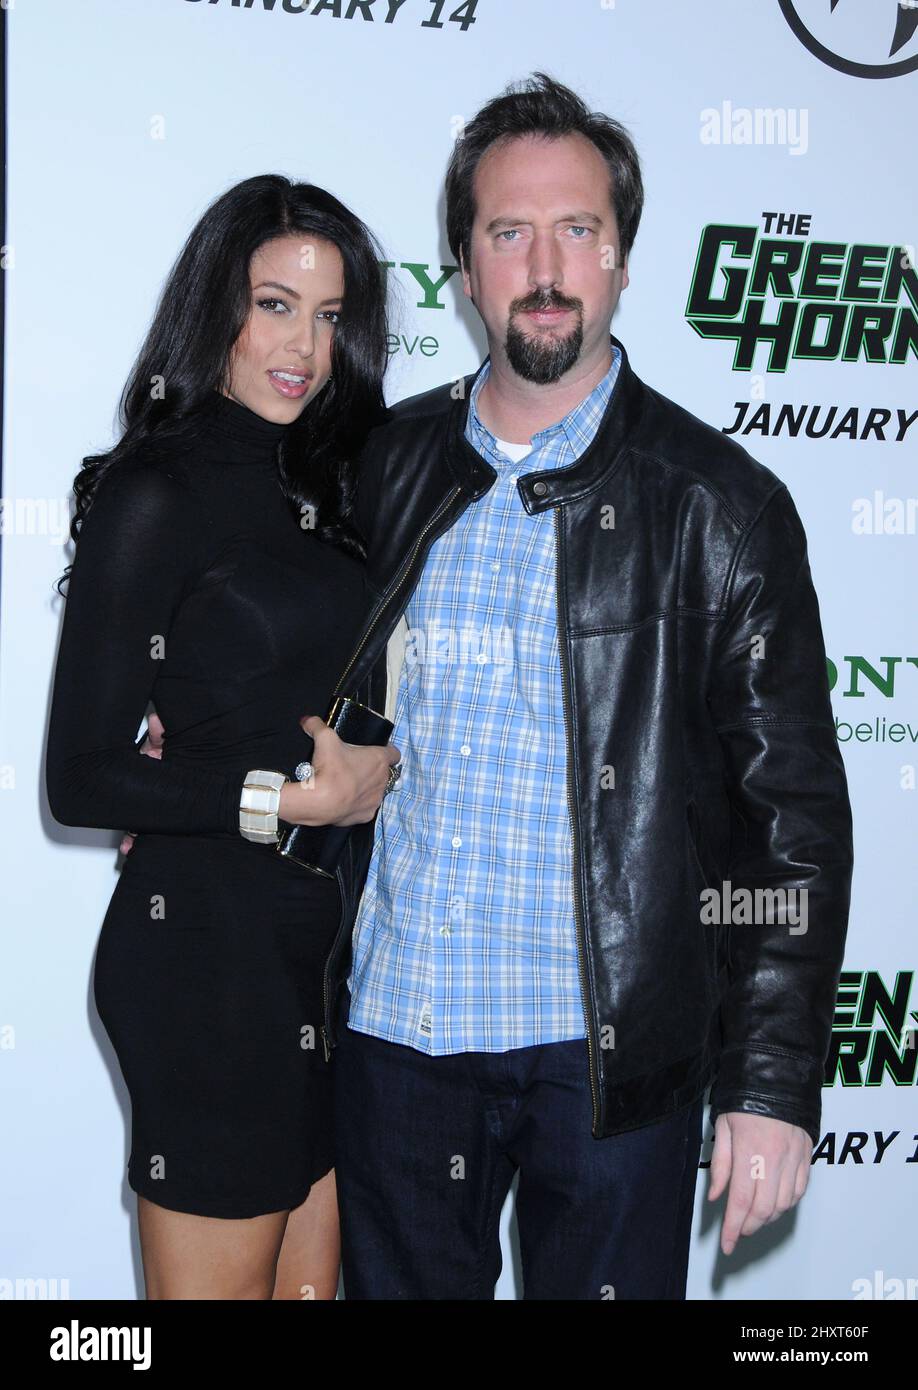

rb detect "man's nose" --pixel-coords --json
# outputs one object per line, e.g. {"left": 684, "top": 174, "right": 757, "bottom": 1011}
{"left": 528, "top": 229, "right": 564, "bottom": 290}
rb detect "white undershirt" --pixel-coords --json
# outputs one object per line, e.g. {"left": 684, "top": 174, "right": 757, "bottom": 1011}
{"left": 494, "top": 436, "right": 533, "bottom": 464}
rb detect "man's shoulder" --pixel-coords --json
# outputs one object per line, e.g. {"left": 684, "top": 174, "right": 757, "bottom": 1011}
{"left": 364, "top": 376, "right": 468, "bottom": 448}
{"left": 391, "top": 377, "right": 467, "bottom": 421}
{"left": 362, "top": 363, "right": 789, "bottom": 526}
{"left": 631, "top": 377, "right": 787, "bottom": 524}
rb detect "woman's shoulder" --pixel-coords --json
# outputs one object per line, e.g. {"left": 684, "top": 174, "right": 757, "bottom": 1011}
{"left": 81, "top": 436, "right": 212, "bottom": 561}
{"left": 93, "top": 430, "right": 204, "bottom": 509}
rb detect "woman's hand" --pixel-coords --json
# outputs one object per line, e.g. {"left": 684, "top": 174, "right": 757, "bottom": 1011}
{"left": 278, "top": 714, "right": 401, "bottom": 828}
{"left": 119, "top": 711, "right": 166, "bottom": 853}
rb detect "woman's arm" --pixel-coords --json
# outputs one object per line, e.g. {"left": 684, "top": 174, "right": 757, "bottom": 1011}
{"left": 45, "top": 459, "right": 244, "bottom": 835}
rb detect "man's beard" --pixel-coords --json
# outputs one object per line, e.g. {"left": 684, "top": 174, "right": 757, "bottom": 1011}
{"left": 505, "top": 290, "right": 584, "bottom": 384}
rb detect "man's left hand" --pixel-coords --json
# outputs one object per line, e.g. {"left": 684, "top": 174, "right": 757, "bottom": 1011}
{"left": 708, "top": 1111, "right": 812, "bottom": 1255}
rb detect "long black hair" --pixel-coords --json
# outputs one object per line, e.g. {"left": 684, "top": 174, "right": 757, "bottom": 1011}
{"left": 56, "top": 174, "right": 390, "bottom": 595}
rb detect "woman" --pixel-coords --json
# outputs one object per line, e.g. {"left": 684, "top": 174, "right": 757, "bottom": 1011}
{"left": 45, "top": 175, "right": 399, "bottom": 1300}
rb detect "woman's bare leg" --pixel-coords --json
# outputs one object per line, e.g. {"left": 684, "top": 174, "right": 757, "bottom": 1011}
{"left": 137, "top": 1195, "right": 289, "bottom": 1300}
{"left": 272, "top": 1169, "right": 340, "bottom": 1301}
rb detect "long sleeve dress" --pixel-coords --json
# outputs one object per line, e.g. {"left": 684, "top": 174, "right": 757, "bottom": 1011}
{"left": 46, "top": 388, "right": 369, "bottom": 1218}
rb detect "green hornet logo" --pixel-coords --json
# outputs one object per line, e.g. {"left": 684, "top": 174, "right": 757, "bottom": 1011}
{"left": 686, "top": 220, "right": 917, "bottom": 370}
{"left": 828, "top": 972, "right": 918, "bottom": 1088}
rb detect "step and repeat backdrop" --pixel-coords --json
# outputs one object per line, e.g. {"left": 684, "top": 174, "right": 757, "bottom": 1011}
{"left": 1, "top": 0, "right": 914, "bottom": 1300}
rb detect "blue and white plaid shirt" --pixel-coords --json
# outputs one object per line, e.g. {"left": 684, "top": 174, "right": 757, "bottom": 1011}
{"left": 346, "top": 346, "right": 622, "bottom": 1053}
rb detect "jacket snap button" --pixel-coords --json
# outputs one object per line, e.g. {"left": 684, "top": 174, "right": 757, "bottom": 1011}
{"left": 532, "top": 481, "right": 548, "bottom": 497}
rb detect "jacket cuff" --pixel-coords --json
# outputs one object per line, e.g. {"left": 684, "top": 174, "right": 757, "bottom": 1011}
{"left": 708, "top": 1046, "right": 824, "bottom": 1146}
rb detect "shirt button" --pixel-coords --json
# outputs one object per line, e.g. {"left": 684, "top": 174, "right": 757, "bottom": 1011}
{"left": 460, "top": 744, "right": 471, "bottom": 755}
{"left": 451, "top": 835, "right": 462, "bottom": 848}
{"left": 491, "top": 562, "right": 500, "bottom": 572}
{"left": 439, "top": 925, "right": 451, "bottom": 937}
{"left": 509, "top": 474, "right": 518, "bottom": 484}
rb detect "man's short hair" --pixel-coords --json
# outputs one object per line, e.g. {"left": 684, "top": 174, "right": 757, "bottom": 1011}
{"left": 445, "top": 71, "right": 644, "bottom": 273}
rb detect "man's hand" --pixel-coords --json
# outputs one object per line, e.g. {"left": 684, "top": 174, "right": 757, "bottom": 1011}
{"left": 708, "top": 1111, "right": 812, "bottom": 1256}
{"left": 119, "top": 711, "right": 165, "bottom": 854}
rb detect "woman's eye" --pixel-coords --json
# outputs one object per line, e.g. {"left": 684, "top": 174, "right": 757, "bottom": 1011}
{"left": 318, "top": 309, "right": 341, "bottom": 324}
{"left": 257, "top": 297, "right": 289, "bottom": 314}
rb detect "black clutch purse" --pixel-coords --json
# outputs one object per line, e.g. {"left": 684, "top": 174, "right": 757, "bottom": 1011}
{"left": 274, "top": 695, "right": 395, "bottom": 876}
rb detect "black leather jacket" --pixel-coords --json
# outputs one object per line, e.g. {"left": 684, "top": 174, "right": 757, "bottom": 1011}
{"left": 319, "top": 333, "right": 853, "bottom": 1146}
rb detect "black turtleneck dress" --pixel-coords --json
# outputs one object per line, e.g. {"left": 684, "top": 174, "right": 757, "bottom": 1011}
{"left": 46, "top": 390, "right": 369, "bottom": 1219}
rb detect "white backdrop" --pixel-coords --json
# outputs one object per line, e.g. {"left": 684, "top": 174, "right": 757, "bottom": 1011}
{"left": 1, "top": 0, "right": 915, "bottom": 1301}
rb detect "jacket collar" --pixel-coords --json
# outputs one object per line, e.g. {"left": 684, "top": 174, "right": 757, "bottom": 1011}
{"left": 444, "top": 331, "right": 645, "bottom": 515}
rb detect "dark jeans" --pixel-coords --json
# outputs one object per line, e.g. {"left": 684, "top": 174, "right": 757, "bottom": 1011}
{"left": 332, "top": 990, "right": 704, "bottom": 1300}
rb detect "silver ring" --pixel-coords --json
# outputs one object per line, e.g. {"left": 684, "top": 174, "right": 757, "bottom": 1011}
{"left": 384, "top": 762, "right": 402, "bottom": 796}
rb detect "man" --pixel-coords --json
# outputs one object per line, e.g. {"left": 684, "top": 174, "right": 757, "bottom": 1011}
{"left": 322, "top": 72, "right": 853, "bottom": 1299}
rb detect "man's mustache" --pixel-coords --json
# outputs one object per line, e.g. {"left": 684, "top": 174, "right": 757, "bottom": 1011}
{"left": 511, "top": 292, "right": 582, "bottom": 314}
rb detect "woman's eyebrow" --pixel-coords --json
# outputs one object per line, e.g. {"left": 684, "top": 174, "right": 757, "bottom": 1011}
{"left": 254, "top": 280, "right": 343, "bottom": 306}
{"left": 254, "top": 280, "right": 301, "bottom": 299}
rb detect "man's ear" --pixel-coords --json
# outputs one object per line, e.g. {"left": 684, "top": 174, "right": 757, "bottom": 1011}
{"left": 621, "top": 253, "right": 629, "bottom": 292}
{"left": 459, "top": 246, "right": 472, "bottom": 299}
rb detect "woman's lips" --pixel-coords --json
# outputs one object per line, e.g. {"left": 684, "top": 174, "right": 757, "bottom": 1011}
{"left": 267, "top": 370, "right": 312, "bottom": 399}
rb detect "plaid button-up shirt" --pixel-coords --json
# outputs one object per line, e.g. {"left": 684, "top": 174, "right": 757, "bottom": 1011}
{"left": 346, "top": 346, "right": 622, "bottom": 1053}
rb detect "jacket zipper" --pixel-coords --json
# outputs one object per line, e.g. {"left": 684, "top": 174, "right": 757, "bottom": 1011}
{"left": 553, "top": 507, "right": 602, "bottom": 1136}
{"left": 320, "top": 483, "right": 464, "bottom": 1056}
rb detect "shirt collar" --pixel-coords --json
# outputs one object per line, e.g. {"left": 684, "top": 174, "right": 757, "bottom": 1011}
{"left": 466, "top": 343, "right": 621, "bottom": 466}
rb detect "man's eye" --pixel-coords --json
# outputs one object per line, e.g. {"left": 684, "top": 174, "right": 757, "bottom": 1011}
{"left": 257, "top": 298, "right": 289, "bottom": 314}
{"left": 568, "top": 226, "right": 591, "bottom": 238}
{"left": 498, "top": 229, "right": 520, "bottom": 242}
